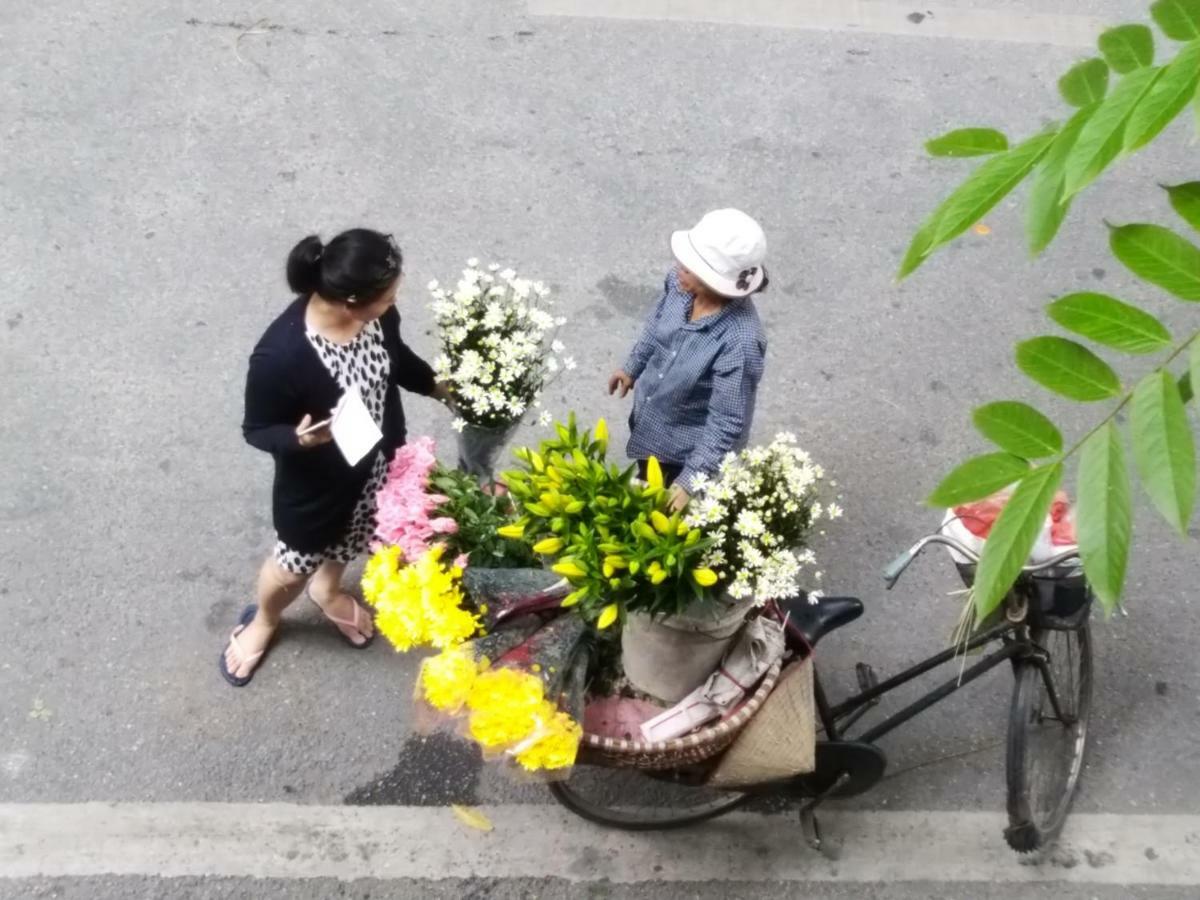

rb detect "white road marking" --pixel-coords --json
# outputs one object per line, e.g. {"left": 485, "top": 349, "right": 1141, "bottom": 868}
{"left": 528, "top": 0, "right": 1107, "bottom": 47}
{"left": 2, "top": 803, "right": 1199, "bottom": 885}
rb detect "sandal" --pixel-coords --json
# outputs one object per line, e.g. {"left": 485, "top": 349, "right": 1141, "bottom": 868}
{"left": 219, "top": 605, "right": 272, "bottom": 687}
{"left": 308, "top": 591, "right": 375, "bottom": 649}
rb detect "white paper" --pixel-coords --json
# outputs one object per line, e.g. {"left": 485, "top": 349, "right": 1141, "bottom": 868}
{"left": 330, "top": 387, "right": 382, "bottom": 466}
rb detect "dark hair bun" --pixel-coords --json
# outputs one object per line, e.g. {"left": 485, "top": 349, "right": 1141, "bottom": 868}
{"left": 286, "top": 235, "right": 324, "bottom": 296}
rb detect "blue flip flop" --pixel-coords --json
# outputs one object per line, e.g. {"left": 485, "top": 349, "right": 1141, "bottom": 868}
{"left": 219, "top": 604, "right": 269, "bottom": 687}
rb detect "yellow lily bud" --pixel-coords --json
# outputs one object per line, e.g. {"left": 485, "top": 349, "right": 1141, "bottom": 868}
{"left": 603, "top": 555, "right": 628, "bottom": 570}
{"left": 552, "top": 560, "right": 586, "bottom": 579}
{"left": 564, "top": 500, "right": 585, "bottom": 514}
{"left": 596, "top": 603, "right": 619, "bottom": 630}
{"left": 532, "top": 537, "right": 564, "bottom": 555}
{"left": 650, "top": 569, "right": 668, "bottom": 585}
{"left": 594, "top": 417, "right": 609, "bottom": 447}
{"left": 497, "top": 523, "right": 525, "bottom": 539}
{"left": 602, "top": 561, "right": 615, "bottom": 578}
{"left": 561, "top": 589, "right": 586, "bottom": 608}
{"left": 686, "top": 529, "right": 701, "bottom": 546}
{"left": 628, "top": 560, "right": 640, "bottom": 575}
{"left": 650, "top": 511, "right": 672, "bottom": 535}
{"left": 645, "top": 456, "right": 664, "bottom": 491}
{"left": 646, "top": 560, "right": 663, "bottom": 575}
{"left": 692, "top": 568, "right": 719, "bottom": 587}
{"left": 530, "top": 451, "right": 545, "bottom": 472}
{"left": 676, "top": 521, "right": 688, "bottom": 536}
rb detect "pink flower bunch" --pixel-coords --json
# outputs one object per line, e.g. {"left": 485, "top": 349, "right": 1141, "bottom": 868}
{"left": 375, "top": 437, "right": 459, "bottom": 561}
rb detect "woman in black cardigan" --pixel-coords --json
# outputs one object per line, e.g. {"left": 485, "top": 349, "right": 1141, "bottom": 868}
{"left": 221, "top": 229, "right": 451, "bottom": 686}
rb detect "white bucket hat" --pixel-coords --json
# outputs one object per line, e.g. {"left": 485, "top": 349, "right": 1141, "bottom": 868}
{"left": 670, "top": 208, "right": 767, "bottom": 298}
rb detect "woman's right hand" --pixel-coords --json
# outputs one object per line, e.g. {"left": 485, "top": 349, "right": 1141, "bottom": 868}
{"left": 607, "top": 369, "right": 634, "bottom": 398}
{"left": 296, "top": 413, "right": 333, "bottom": 448}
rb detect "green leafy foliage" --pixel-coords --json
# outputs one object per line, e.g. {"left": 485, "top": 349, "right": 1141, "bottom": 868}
{"left": 1064, "top": 66, "right": 1163, "bottom": 198}
{"left": 970, "top": 465, "right": 1063, "bottom": 621}
{"left": 1059, "top": 58, "right": 1111, "bottom": 105}
{"left": 899, "top": 131, "right": 1056, "bottom": 278}
{"left": 924, "top": 128, "right": 1009, "bottom": 157}
{"left": 1131, "top": 370, "right": 1196, "bottom": 532}
{"left": 1075, "top": 422, "right": 1132, "bottom": 612}
{"left": 1124, "top": 40, "right": 1200, "bottom": 150}
{"left": 1027, "top": 104, "right": 1098, "bottom": 253}
{"left": 1164, "top": 181, "right": 1200, "bottom": 232}
{"left": 972, "top": 401, "right": 1063, "bottom": 458}
{"left": 926, "top": 452, "right": 1030, "bottom": 508}
{"left": 1099, "top": 25, "right": 1156, "bottom": 72}
{"left": 1151, "top": 0, "right": 1200, "bottom": 40}
{"left": 1046, "top": 292, "right": 1173, "bottom": 353}
{"left": 1110, "top": 223, "right": 1200, "bottom": 300}
{"left": 427, "top": 466, "right": 537, "bottom": 570}
{"left": 1015, "top": 336, "right": 1122, "bottom": 401}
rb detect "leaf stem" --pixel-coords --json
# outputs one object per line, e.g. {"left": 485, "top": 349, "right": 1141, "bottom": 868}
{"left": 1059, "top": 328, "right": 1200, "bottom": 461}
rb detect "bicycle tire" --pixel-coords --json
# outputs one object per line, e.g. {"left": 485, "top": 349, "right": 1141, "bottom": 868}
{"left": 548, "top": 765, "right": 750, "bottom": 831}
{"left": 1004, "top": 622, "right": 1092, "bottom": 853}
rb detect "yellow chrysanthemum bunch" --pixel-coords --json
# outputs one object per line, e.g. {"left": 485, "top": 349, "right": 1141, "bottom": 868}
{"left": 418, "top": 645, "right": 480, "bottom": 713}
{"left": 363, "top": 545, "right": 479, "bottom": 652}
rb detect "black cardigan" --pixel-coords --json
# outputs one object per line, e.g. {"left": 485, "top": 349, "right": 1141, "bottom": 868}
{"left": 243, "top": 297, "right": 436, "bottom": 553}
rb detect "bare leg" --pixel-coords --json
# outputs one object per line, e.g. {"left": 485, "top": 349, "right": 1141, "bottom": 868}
{"left": 223, "top": 556, "right": 307, "bottom": 679}
{"left": 308, "top": 559, "right": 375, "bottom": 644}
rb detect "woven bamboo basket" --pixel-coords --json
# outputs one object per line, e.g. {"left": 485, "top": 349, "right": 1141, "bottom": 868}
{"left": 577, "top": 659, "right": 783, "bottom": 771}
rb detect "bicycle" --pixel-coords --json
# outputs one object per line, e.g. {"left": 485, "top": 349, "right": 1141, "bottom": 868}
{"left": 549, "top": 533, "right": 1093, "bottom": 855}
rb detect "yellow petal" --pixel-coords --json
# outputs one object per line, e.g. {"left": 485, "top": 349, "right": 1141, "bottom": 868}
{"left": 594, "top": 417, "right": 609, "bottom": 446}
{"left": 596, "top": 604, "right": 619, "bottom": 630}
{"left": 497, "top": 523, "right": 525, "bottom": 539}
{"left": 561, "top": 588, "right": 586, "bottom": 607}
{"left": 650, "top": 510, "right": 672, "bottom": 535}
{"left": 692, "top": 567, "right": 719, "bottom": 587}
{"left": 451, "top": 804, "right": 494, "bottom": 833}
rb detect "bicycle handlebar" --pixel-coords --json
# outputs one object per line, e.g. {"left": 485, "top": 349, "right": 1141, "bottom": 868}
{"left": 882, "top": 533, "right": 1081, "bottom": 590}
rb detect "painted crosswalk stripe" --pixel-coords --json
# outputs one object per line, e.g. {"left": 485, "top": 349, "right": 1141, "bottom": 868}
{"left": 2, "top": 803, "right": 1199, "bottom": 885}
{"left": 528, "top": 0, "right": 1106, "bottom": 48}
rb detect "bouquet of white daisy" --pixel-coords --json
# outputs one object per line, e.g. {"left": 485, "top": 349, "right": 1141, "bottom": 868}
{"left": 429, "top": 260, "right": 570, "bottom": 478}
{"left": 684, "top": 433, "right": 841, "bottom": 604}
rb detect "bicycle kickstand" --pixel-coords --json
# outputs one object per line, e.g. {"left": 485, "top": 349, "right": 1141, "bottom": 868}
{"left": 798, "top": 772, "right": 850, "bottom": 857}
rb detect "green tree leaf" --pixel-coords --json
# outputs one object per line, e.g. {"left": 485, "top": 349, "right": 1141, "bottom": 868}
{"left": 1132, "top": 370, "right": 1196, "bottom": 533}
{"left": 971, "top": 464, "right": 1064, "bottom": 621}
{"left": 926, "top": 453, "right": 1031, "bottom": 507}
{"left": 1151, "top": 0, "right": 1200, "bottom": 40}
{"left": 1046, "top": 292, "right": 1173, "bottom": 353}
{"left": 1015, "top": 336, "right": 1122, "bottom": 401}
{"left": 925, "top": 127, "right": 1009, "bottom": 157}
{"left": 972, "top": 401, "right": 1064, "bottom": 458}
{"left": 1164, "top": 181, "right": 1200, "bottom": 233}
{"left": 1192, "top": 338, "right": 1200, "bottom": 405}
{"left": 1064, "top": 66, "right": 1163, "bottom": 198}
{"left": 1098, "top": 25, "right": 1156, "bottom": 73}
{"left": 1076, "top": 422, "right": 1132, "bottom": 613}
{"left": 1124, "top": 40, "right": 1200, "bottom": 150}
{"left": 1109, "top": 223, "right": 1200, "bottom": 300}
{"left": 898, "top": 131, "right": 1056, "bottom": 279}
{"left": 1059, "top": 58, "right": 1111, "bottom": 105}
{"left": 1026, "top": 104, "right": 1098, "bottom": 254}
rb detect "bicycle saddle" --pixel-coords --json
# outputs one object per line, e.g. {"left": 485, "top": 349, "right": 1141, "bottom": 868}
{"left": 781, "top": 594, "right": 863, "bottom": 647}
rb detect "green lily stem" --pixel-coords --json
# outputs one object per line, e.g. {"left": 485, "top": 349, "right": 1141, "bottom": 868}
{"left": 1057, "top": 328, "right": 1200, "bottom": 464}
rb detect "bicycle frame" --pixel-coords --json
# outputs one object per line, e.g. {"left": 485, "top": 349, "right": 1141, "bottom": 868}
{"left": 804, "top": 617, "right": 1034, "bottom": 744}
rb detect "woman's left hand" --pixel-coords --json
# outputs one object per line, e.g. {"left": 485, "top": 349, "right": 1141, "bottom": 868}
{"left": 667, "top": 485, "right": 690, "bottom": 513}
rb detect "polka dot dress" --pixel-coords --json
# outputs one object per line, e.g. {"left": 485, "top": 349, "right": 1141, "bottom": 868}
{"left": 274, "top": 319, "right": 391, "bottom": 576}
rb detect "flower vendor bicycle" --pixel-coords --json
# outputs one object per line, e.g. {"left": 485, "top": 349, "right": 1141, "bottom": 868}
{"left": 550, "top": 532, "right": 1092, "bottom": 855}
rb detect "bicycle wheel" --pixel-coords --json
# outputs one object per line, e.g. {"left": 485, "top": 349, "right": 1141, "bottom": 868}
{"left": 1004, "top": 623, "right": 1092, "bottom": 853}
{"left": 549, "top": 760, "right": 750, "bottom": 831}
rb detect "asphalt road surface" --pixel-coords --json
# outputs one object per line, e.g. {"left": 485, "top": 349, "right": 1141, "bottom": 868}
{"left": 2, "top": 0, "right": 1198, "bottom": 896}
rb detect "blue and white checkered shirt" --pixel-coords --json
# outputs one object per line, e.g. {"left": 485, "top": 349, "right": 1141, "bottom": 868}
{"left": 623, "top": 270, "right": 767, "bottom": 492}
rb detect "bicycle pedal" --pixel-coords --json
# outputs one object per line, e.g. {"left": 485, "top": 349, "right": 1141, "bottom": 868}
{"left": 855, "top": 663, "right": 880, "bottom": 705}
